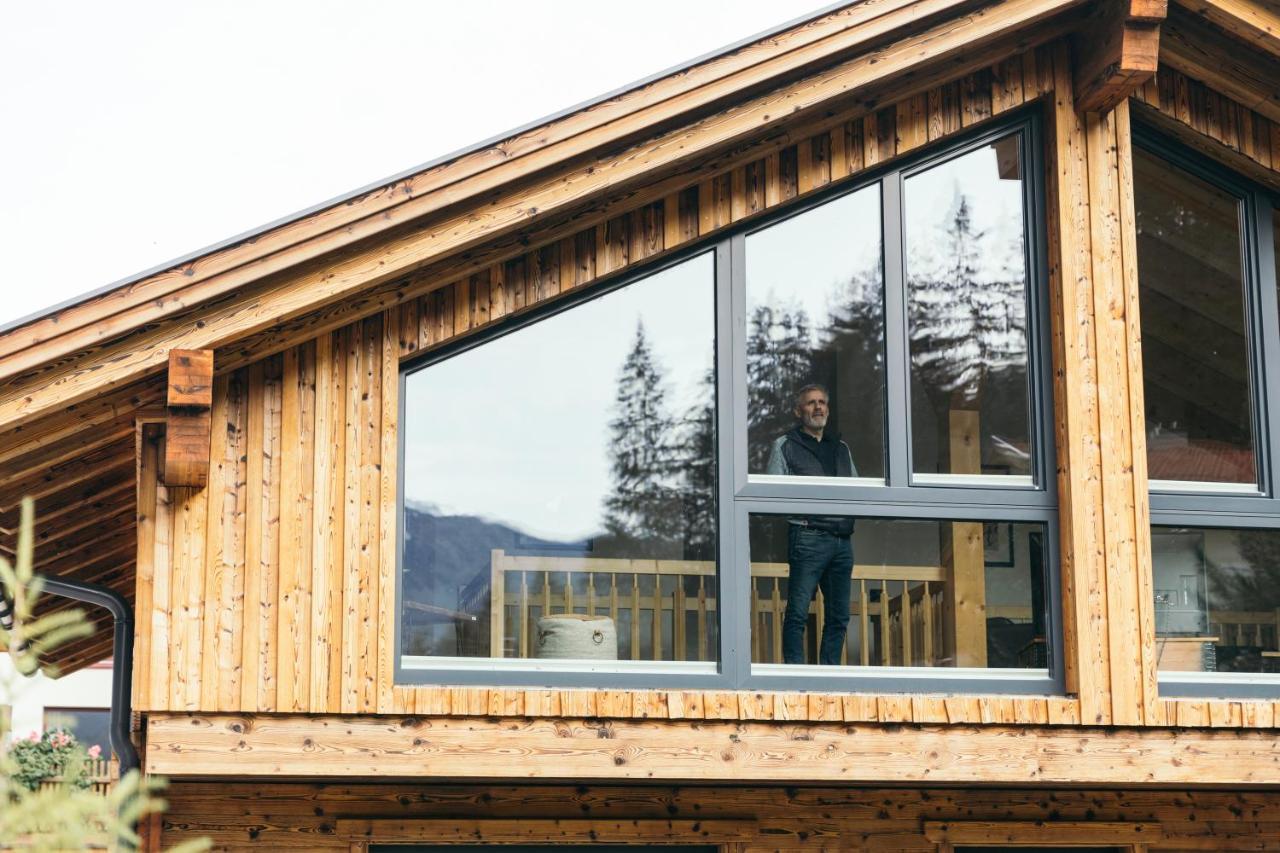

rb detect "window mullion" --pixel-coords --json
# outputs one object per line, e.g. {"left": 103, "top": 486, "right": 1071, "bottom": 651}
{"left": 1252, "top": 198, "right": 1280, "bottom": 502}
{"left": 719, "top": 236, "right": 751, "bottom": 687}
{"left": 882, "top": 172, "right": 911, "bottom": 488}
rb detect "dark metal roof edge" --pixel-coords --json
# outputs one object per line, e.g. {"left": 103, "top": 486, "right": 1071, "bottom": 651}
{"left": 0, "top": 0, "right": 852, "bottom": 337}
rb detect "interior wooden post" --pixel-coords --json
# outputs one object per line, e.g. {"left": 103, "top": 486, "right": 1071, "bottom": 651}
{"left": 944, "top": 407, "right": 988, "bottom": 667}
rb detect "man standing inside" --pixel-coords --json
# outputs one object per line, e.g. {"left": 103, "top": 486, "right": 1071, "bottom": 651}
{"left": 766, "top": 384, "right": 857, "bottom": 665}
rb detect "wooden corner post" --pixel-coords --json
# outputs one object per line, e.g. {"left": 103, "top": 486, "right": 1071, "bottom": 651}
{"left": 163, "top": 349, "right": 214, "bottom": 488}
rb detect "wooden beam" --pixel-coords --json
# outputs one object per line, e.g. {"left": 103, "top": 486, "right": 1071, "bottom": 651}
{"left": 144, "top": 714, "right": 1280, "bottom": 785}
{"left": 1128, "top": 97, "right": 1280, "bottom": 193}
{"left": 1173, "top": 0, "right": 1280, "bottom": 59}
{"left": 0, "top": 0, "right": 1086, "bottom": 433}
{"left": 166, "top": 349, "right": 213, "bottom": 408}
{"left": 335, "top": 818, "right": 755, "bottom": 844}
{"left": 1160, "top": 3, "right": 1280, "bottom": 124}
{"left": 162, "top": 349, "right": 213, "bottom": 488}
{"left": 1073, "top": 0, "right": 1167, "bottom": 114}
{"left": 924, "top": 820, "right": 1165, "bottom": 844}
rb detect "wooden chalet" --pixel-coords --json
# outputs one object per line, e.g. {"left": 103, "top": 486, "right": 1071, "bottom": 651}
{"left": 4, "top": 0, "right": 1280, "bottom": 849}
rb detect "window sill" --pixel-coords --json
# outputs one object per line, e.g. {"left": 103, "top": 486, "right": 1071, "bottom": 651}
{"left": 1157, "top": 670, "right": 1280, "bottom": 699}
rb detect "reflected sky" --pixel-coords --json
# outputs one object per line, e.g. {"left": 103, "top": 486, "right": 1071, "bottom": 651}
{"left": 746, "top": 184, "right": 881, "bottom": 322}
{"left": 905, "top": 140, "right": 1026, "bottom": 284}
{"left": 402, "top": 252, "right": 715, "bottom": 541}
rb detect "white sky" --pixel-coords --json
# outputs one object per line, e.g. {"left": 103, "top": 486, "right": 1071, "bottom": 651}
{"left": 0, "top": 0, "right": 825, "bottom": 328}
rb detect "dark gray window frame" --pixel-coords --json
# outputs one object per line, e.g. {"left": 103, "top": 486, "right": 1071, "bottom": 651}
{"left": 1136, "top": 124, "right": 1280, "bottom": 698}
{"left": 394, "top": 109, "right": 1063, "bottom": 695}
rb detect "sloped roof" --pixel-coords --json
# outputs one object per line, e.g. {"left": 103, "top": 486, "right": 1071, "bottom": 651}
{"left": 3, "top": 0, "right": 1276, "bottom": 673}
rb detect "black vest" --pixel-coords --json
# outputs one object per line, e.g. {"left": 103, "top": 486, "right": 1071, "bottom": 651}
{"left": 781, "top": 428, "right": 856, "bottom": 537}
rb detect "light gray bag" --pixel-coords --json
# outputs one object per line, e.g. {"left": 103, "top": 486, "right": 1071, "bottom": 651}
{"left": 535, "top": 613, "right": 618, "bottom": 660}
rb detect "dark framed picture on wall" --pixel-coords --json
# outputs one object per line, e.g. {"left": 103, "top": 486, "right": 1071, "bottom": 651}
{"left": 984, "top": 522, "right": 1015, "bottom": 567}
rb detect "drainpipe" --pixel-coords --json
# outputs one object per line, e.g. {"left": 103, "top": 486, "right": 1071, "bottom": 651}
{"left": 37, "top": 577, "right": 139, "bottom": 774}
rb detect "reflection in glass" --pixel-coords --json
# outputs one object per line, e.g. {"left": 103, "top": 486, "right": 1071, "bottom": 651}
{"left": 43, "top": 708, "right": 112, "bottom": 756}
{"left": 399, "top": 254, "right": 717, "bottom": 664}
{"left": 745, "top": 185, "right": 885, "bottom": 477}
{"left": 1153, "top": 526, "right": 1280, "bottom": 675}
{"left": 748, "top": 514, "right": 1049, "bottom": 669}
{"left": 1136, "top": 148, "right": 1254, "bottom": 484}
{"left": 905, "top": 134, "right": 1032, "bottom": 478}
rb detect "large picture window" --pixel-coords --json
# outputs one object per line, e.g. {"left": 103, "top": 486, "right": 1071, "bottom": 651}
{"left": 1135, "top": 128, "right": 1280, "bottom": 697}
{"left": 397, "top": 113, "right": 1058, "bottom": 693}
{"left": 399, "top": 253, "right": 718, "bottom": 680}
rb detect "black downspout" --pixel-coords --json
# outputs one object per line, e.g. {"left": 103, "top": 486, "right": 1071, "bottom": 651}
{"left": 40, "top": 577, "right": 139, "bottom": 774}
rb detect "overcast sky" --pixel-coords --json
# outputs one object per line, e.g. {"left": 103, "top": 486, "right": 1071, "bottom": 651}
{"left": 0, "top": 0, "right": 828, "bottom": 329}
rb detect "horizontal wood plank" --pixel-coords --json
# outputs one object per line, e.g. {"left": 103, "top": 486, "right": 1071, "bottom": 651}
{"left": 145, "top": 713, "right": 1280, "bottom": 785}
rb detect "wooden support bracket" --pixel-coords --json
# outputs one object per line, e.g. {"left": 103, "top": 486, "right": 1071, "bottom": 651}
{"left": 1074, "top": 0, "right": 1168, "bottom": 114}
{"left": 162, "top": 349, "right": 213, "bottom": 488}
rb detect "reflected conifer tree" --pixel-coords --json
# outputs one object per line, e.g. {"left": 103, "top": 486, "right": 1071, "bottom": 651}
{"left": 908, "top": 189, "right": 1028, "bottom": 471}
{"left": 746, "top": 304, "right": 817, "bottom": 472}
{"left": 603, "top": 321, "right": 683, "bottom": 554}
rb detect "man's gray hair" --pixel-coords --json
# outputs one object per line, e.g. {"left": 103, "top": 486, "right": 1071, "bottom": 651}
{"left": 793, "top": 383, "right": 829, "bottom": 409}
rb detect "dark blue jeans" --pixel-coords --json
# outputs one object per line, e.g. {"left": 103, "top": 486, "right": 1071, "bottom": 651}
{"left": 782, "top": 525, "right": 853, "bottom": 665}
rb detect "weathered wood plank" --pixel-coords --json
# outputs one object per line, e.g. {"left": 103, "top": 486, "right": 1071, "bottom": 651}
{"left": 131, "top": 424, "right": 159, "bottom": 709}
{"left": 216, "top": 369, "right": 248, "bottom": 712}
{"left": 1047, "top": 41, "right": 1112, "bottom": 724}
{"left": 146, "top": 714, "right": 1280, "bottom": 784}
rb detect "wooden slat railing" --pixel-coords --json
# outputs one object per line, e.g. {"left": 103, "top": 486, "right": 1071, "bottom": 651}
{"left": 1208, "top": 609, "right": 1280, "bottom": 650}
{"left": 485, "top": 550, "right": 959, "bottom": 666}
{"left": 34, "top": 756, "right": 118, "bottom": 796}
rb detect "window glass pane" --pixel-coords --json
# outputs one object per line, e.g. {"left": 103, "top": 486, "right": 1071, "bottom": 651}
{"left": 745, "top": 185, "right": 885, "bottom": 478}
{"left": 400, "top": 254, "right": 717, "bottom": 665}
{"left": 1153, "top": 526, "right": 1280, "bottom": 675}
{"left": 748, "top": 514, "right": 1049, "bottom": 669}
{"left": 905, "top": 134, "right": 1033, "bottom": 479}
{"left": 1135, "top": 148, "right": 1254, "bottom": 484}
{"left": 43, "top": 708, "right": 111, "bottom": 755}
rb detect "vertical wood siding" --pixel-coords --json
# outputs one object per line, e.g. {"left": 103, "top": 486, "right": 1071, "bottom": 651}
{"left": 133, "top": 42, "right": 1280, "bottom": 728}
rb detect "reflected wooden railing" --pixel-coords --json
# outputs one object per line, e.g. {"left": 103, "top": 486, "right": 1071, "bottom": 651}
{"left": 486, "top": 550, "right": 955, "bottom": 665}
{"left": 1207, "top": 610, "right": 1280, "bottom": 650}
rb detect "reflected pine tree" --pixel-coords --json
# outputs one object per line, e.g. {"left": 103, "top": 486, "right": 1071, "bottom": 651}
{"left": 600, "top": 321, "right": 718, "bottom": 561}
{"left": 746, "top": 304, "right": 817, "bottom": 472}
{"left": 602, "top": 322, "right": 685, "bottom": 554}
{"left": 1215, "top": 531, "right": 1280, "bottom": 614}
{"left": 675, "top": 366, "right": 718, "bottom": 560}
{"left": 908, "top": 190, "right": 1028, "bottom": 471}
{"left": 909, "top": 193, "right": 1026, "bottom": 403}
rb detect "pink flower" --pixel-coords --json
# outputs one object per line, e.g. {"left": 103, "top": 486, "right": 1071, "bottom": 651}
{"left": 87, "top": 745, "right": 101, "bottom": 759}
{"left": 27, "top": 731, "right": 39, "bottom": 742}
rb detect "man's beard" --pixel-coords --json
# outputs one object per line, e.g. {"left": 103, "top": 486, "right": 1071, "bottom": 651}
{"left": 802, "top": 413, "right": 828, "bottom": 431}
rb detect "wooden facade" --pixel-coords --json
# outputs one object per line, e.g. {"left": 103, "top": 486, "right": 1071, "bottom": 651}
{"left": 3, "top": 0, "right": 1280, "bottom": 850}
{"left": 125, "top": 37, "right": 1280, "bottom": 732}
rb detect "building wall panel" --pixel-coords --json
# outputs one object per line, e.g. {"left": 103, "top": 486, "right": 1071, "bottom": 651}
{"left": 131, "top": 40, "right": 1280, "bottom": 732}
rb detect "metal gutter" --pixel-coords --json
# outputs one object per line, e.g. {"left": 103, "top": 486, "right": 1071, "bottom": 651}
{"left": 0, "top": 0, "right": 850, "bottom": 337}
